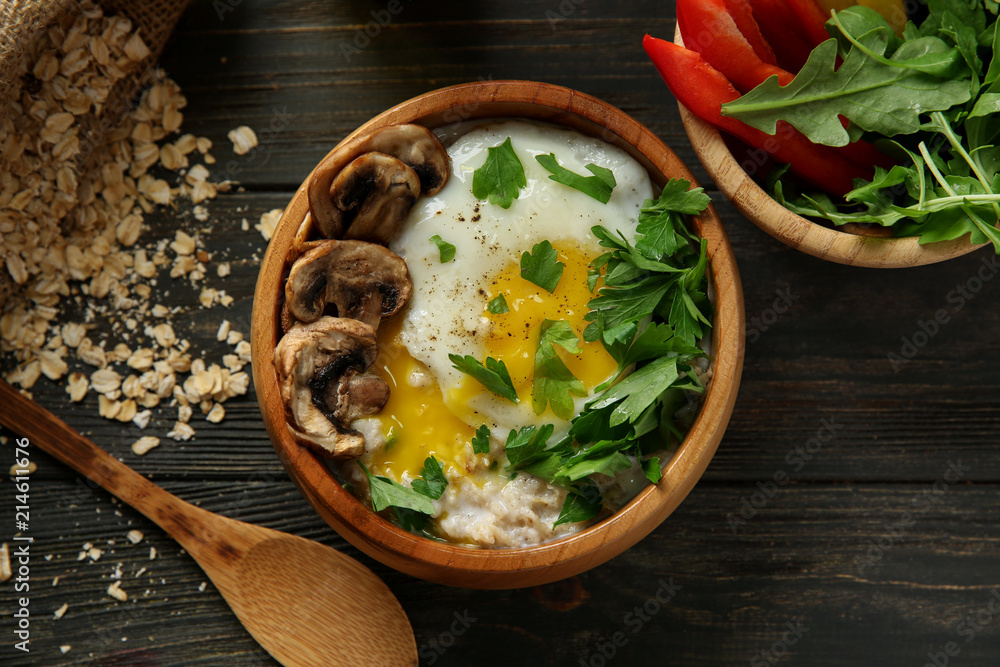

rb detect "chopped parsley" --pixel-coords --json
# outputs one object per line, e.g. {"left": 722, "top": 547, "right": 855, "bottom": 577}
{"left": 411, "top": 456, "right": 448, "bottom": 500}
{"left": 487, "top": 294, "right": 509, "bottom": 314}
{"left": 536, "top": 153, "right": 617, "bottom": 204}
{"left": 429, "top": 234, "right": 456, "bottom": 262}
{"left": 520, "top": 240, "right": 564, "bottom": 293}
{"left": 531, "top": 319, "right": 586, "bottom": 420}
{"left": 360, "top": 463, "right": 435, "bottom": 515}
{"left": 471, "top": 424, "right": 492, "bottom": 454}
{"left": 472, "top": 137, "right": 526, "bottom": 209}
{"left": 448, "top": 353, "right": 519, "bottom": 404}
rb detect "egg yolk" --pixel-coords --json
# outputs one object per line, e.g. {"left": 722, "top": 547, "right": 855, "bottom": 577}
{"left": 367, "top": 241, "right": 618, "bottom": 483}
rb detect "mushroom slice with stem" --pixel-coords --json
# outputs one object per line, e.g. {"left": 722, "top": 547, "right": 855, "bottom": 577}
{"left": 285, "top": 239, "right": 411, "bottom": 329}
{"left": 308, "top": 124, "right": 450, "bottom": 240}
{"left": 316, "top": 152, "right": 420, "bottom": 241}
{"left": 274, "top": 317, "right": 388, "bottom": 459}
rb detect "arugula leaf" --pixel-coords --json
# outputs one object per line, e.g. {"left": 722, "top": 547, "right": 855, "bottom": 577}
{"left": 532, "top": 320, "right": 587, "bottom": 419}
{"left": 471, "top": 424, "right": 491, "bottom": 455}
{"left": 520, "top": 240, "right": 564, "bottom": 292}
{"left": 722, "top": 26, "right": 972, "bottom": 146}
{"left": 359, "top": 463, "right": 435, "bottom": 515}
{"left": 641, "top": 457, "right": 662, "bottom": 484}
{"left": 411, "top": 456, "right": 448, "bottom": 500}
{"left": 535, "top": 154, "right": 617, "bottom": 203}
{"left": 429, "top": 235, "right": 456, "bottom": 263}
{"left": 472, "top": 137, "right": 526, "bottom": 208}
{"left": 449, "top": 354, "right": 519, "bottom": 403}
{"left": 553, "top": 489, "right": 602, "bottom": 527}
{"left": 487, "top": 294, "right": 509, "bottom": 314}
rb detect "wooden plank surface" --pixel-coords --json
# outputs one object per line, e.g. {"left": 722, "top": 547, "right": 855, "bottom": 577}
{"left": 3, "top": 0, "right": 1000, "bottom": 665}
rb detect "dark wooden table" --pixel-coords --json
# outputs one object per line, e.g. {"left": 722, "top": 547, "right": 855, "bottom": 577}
{"left": 3, "top": 1, "right": 1000, "bottom": 665}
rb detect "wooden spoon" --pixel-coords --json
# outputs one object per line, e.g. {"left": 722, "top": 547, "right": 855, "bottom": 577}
{"left": 0, "top": 380, "right": 417, "bottom": 666}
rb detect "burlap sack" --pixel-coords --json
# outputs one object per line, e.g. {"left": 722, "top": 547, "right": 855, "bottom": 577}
{"left": 0, "top": 0, "right": 192, "bottom": 307}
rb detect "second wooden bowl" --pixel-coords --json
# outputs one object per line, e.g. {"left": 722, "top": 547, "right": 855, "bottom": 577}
{"left": 251, "top": 80, "right": 745, "bottom": 589}
{"left": 674, "top": 31, "right": 985, "bottom": 268}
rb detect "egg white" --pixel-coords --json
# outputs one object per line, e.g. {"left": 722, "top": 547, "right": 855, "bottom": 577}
{"left": 387, "top": 120, "right": 653, "bottom": 435}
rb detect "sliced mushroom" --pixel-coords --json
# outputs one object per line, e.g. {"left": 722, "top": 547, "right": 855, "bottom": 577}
{"left": 308, "top": 124, "right": 451, "bottom": 241}
{"left": 274, "top": 317, "right": 389, "bottom": 458}
{"left": 316, "top": 152, "right": 420, "bottom": 241}
{"left": 358, "top": 124, "right": 450, "bottom": 196}
{"left": 285, "top": 239, "right": 411, "bottom": 328}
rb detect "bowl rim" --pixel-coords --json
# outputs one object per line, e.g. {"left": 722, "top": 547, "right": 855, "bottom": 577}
{"left": 673, "top": 30, "right": 986, "bottom": 269}
{"left": 251, "top": 79, "right": 745, "bottom": 588}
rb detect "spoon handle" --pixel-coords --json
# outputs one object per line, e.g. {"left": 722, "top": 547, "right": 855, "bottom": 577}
{"left": 0, "top": 380, "right": 223, "bottom": 554}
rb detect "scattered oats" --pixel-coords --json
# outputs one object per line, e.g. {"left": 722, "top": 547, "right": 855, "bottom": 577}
{"left": 226, "top": 330, "right": 244, "bottom": 345}
{"left": 77, "top": 339, "right": 108, "bottom": 369}
{"left": 135, "top": 567, "right": 147, "bottom": 577}
{"left": 227, "top": 372, "right": 250, "bottom": 396}
{"left": 98, "top": 395, "right": 122, "bottom": 419}
{"left": 228, "top": 125, "right": 258, "bottom": 155}
{"left": 127, "top": 348, "right": 154, "bottom": 371}
{"left": 219, "top": 292, "right": 234, "bottom": 307}
{"left": 199, "top": 287, "right": 218, "bottom": 308}
{"left": 61, "top": 323, "right": 86, "bottom": 348}
{"left": 116, "top": 399, "right": 138, "bottom": 423}
{"left": 216, "top": 320, "right": 231, "bottom": 342}
{"left": 60, "top": 646, "right": 72, "bottom": 654}
{"left": 196, "top": 137, "right": 212, "bottom": 153}
{"left": 241, "top": 218, "right": 249, "bottom": 231}
{"left": 91, "top": 368, "right": 122, "bottom": 394}
{"left": 124, "top": 32, "right": 150, "bottom": 61}
{"left": 54, "top": 603, "right": 69, "bottom": 620}
{"left": 131, "top": 436, "right": 160, "bottom": 456}
{"left": 66, "top": 372, "right": 89, "bottom": 401}
{"left": 150, "top": 323, "right": 177, "bottom": 348}
{"left": 38, "top": 350, "right": 69, "bottom": 380}
{"left": 151, "top": 304, "right": 170, "bottom": 318}
{"left": 126, "top": 530, "right": 144, "bottom": 545}
{"left": 77, "top": 551, "right": 88, "bottom": 562}
{"left": 9, "top": 461, "right": 37, "bottom": 477}
{"left": 193, "top": 204, "right": 210, "bottom": 221}
{"left": 256, "top": 208, "right": 282, "bottom": 240}
{"left": 0, "top": 544, "right": 10, "bottom": 582}
{"left": 198, "top": 581, "right": 207, "bottom": 592}
{"left": 170, "top": 231, "right": 196, "bottom": 256}
{"left": 133, "top": 409, "right": 152, "bottom": 429}
{"left": 206, "top": 403, "right": 225, "bottom": 423}
{"left": 107, "top": 581, "right": 128, "bottom": 602}
{"left": 52, "top": 576, "right": 60, "bottom": 586}
{"left": 235, "top": 340, "right": 251, "bottom": 362}
{"left": 87, "top": 547, "right": 102, "bottom": 561}
{"left": 178, "top": 404, "right": 192, "bottom": 423}
{"left": 144, "top": 178, "right": 172, "bottom": 205}
{"left": 216, "top": 261, "right": 231, "bottom": 278}
{"left": 167, "top": 421, "right": 195, "bottom": 441}
{"left": 149, "top": 546, "right": 157, "bottom": 560}
{"left": 222, "top": 354, "right": 243, "bottom": 373}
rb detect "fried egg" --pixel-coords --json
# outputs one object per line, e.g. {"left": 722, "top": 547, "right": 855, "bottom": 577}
{"left": 359, "top": 120, "right": 653, "bottom": 482}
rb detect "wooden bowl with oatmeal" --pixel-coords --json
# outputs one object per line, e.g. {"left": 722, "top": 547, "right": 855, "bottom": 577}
{"left": 251, "top": 80, "right": 745, "bottom": 588}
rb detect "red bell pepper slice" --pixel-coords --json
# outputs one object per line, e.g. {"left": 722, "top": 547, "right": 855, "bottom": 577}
{"left": 784, "top": 0, "right": 834, "bottom": 48}
{"left": 722, "top": 0, "right": 777, "bottom": 66}
{"left": 677, "top": 0, "right": 792, "bottom": 92}
{"left": 745, "top": 0, "right": 817, "bottom": 71}
{"left": 643, "top": 34, "right": 870, "bottom": 197}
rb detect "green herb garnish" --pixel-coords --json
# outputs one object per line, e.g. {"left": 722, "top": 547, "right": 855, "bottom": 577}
{"left": 411, "top": 455, "right": 448, "bottom": 500}
{"left": 448, "top": 353, "right": 519, "bottom": 403}
{"left": 531, "top": 320, "right": 587, "bottom": 420}
{"left": 520, "top": 240, "right": 564, "bottom": 293}
{"left": 472, "top": 425, "right": 492, "bottom": 455}
{"left": 536, "top": 153, "right": 617, "bottom": 203}
{"left": 487, "top": 294, "right": 509, "bottom": 314}
{"left": 360, "top": 463, "right": 435, "bottom": 515}
{"left": 429, "top": 235, "right": 456, "bottom": 262}
{"left": 472, "top": 137, "right": 526, "bottom": 209}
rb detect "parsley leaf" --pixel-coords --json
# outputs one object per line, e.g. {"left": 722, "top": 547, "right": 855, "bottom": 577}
{"left": 449, "top": 353, "right": 519, "bottom": 403}
{"left": 641, "top": 457, "right": 662, "bottom": 484}
{"left": 636, "top": 180, "right": 710, "bottom": 258}
{"left": 411, "top": 455, "right": 448, "bottom": 500}
{"left": 532, "top": 320, "right": 587, "bottom": 419}
{"left": 429, "top": 235, "right": 456, "bottom": 263}
{"left": 535, "top": 153, "right": 617, "bottom": 203}
{"left": 504, "top": 424, "right": 555, "bottom": 469}
{"left": 472, "top": 424, "right": 492, "bottom": 455}
{"left": 472, "top": 137, "right": 526, "bottom": 208}
{"left": 487, "top": 294, "right": 509, "bottom": 314}
{"left": 359, "top": 463, "right": 435, "bottom": 515}
{"left": 553, "top": 489, "right": 602, "bottom": 527}
{"left": 520, "top": 240, "right": 564, "bottom": 292}
{"left": 587, "top": 355, "right": 680, "bottom": 427}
